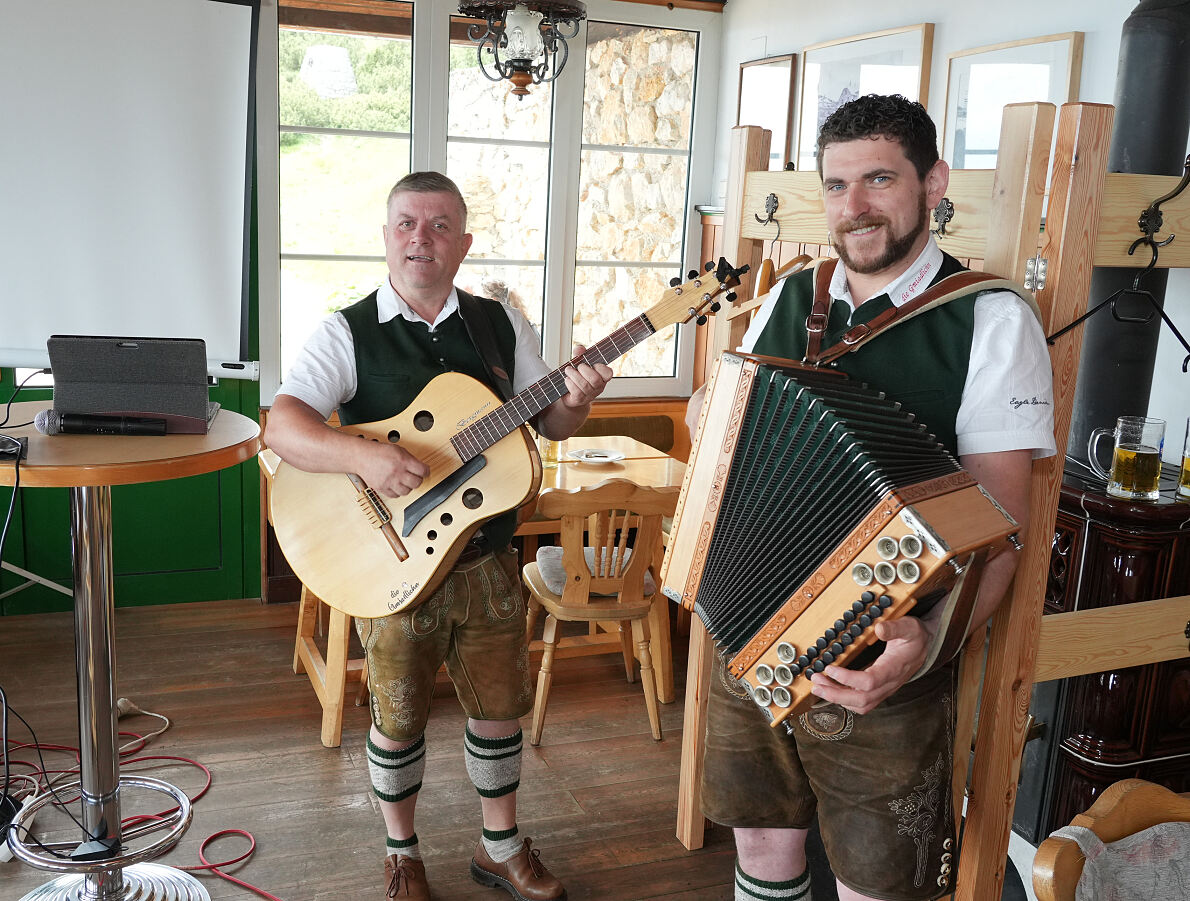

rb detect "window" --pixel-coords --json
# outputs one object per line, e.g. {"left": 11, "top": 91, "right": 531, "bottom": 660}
{"left": 277, "top": 4, "right": 414, "bottom": 378}
{"left": 262, "top": 1, "right": 722, "bottom": 400}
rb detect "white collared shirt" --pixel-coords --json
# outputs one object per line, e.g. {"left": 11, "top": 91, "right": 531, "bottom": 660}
{"left": 275, "top": 279, "right": 552, "bottom": 420}
{"left": 740, "top": 240, "right": 1057, "bottom": 459}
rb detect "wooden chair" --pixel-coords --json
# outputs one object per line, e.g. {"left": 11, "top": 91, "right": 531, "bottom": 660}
{"left": 260, "top": 448, "right": 367, "bottom": 748}
{"left": 1032, "top": 779, "right": 1190, "bottom": 901}
{"left": 522, "top": 478, "right": 679, "bottom": 745}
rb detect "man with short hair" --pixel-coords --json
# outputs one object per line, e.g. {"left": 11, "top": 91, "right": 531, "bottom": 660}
{"left": 268, "top": 171, "right": 612, "bottom": 900}
{"left": 688, "top": 95, "right": 1055, "bottom": 901}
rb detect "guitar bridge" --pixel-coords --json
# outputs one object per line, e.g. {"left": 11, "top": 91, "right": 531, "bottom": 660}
{"left": 357, "top": 488, "right": 393, "bottom": 528}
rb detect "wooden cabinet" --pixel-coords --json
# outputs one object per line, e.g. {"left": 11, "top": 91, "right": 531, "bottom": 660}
{"left": 1014, "top": 468, "right": 1190, "bottom": 841}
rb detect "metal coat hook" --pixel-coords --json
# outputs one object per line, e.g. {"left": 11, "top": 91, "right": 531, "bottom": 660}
{"left": 755, "top": 192, "right": 779, "bottom": 226}
{"left": 1047, "top": 157, "right": 1190, "bottom": 372}
{"left": 930, "top": 197, "right": 955, "bottom": 236}
{"left": 755, "top": 192, "right": 782, "bottom": 257}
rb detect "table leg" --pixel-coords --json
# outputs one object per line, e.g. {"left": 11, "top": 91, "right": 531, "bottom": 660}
{"left": 12, "top": 486, "right": 209, "bottom": 901}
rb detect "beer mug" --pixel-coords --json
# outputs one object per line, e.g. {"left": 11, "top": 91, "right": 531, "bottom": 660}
{"left": 1179, "top": 418, "right": 1190, "bottom": 500}
{"left": 1087, "top": 416, "right": 1165, "bottom": 501}
{"left": 538, "top": 432, "right": 560, "bottom": 469}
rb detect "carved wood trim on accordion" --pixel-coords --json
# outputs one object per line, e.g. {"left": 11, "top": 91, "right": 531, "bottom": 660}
{"left": 660, "top": 352, "right": 1020, "bottom": 727}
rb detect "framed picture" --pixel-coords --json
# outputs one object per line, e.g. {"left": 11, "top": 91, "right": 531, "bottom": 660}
{"left": 737, "top": 54, "right": 797, "bottom": 170}
{"left": 794, "top": 24, "right": 934, "bottom": 171}
{"left": 943, "top": 32, "right": 1083, "bottom": 169}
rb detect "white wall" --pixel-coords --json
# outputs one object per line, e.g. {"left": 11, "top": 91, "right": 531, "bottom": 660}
{"left": 707, "top": 0, "right": 1190, "bottom": 459}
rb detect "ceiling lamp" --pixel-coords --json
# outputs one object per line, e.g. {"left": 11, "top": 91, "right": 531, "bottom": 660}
{"left": 458, "top": 0, "right": 586, "bottom": 99}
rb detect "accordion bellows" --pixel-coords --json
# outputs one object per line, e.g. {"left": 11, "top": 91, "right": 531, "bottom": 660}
{"left": 660, "top": 353, "right": 1020, "bottom": 727}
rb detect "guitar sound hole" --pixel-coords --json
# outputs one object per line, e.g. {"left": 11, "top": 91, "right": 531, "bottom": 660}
{"left": 387, "top": 430, "right": 400, "bottom": 442}
{"left": 440, "top": 513, "right": 453, "bottom": 525}
{"left": 462, "top": 488, "right": 483, "bottom": 509}
{"left": 413, "top": 411, "right": 434, "bottom": 431}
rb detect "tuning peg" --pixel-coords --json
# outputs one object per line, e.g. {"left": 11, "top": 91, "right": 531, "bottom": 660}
{"left": 726, "top": 292, "right": 738, "bottom": 303}
{"left": 710, "top": 302, "right": 721, "bottom": 313}
{"left": 704, "top": 260, "right": 715, "bottom": 272}
{"left": 687, "top": 269, "right": 699, "bottom": 280}
{"left": 669, "top": 276, "right": 682, "bottom": 287}
{"left": 696, "top": 314, "right": 708, "bottom": 326}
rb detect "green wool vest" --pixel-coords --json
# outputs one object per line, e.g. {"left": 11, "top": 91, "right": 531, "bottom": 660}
{"left": 752, "top": 253, "right": 974, "bottom": 455}
{"left": 337, "top": 290, "right": 520, "bottom": 547}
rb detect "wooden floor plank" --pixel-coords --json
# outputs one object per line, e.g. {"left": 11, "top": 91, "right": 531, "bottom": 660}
{"left": 0, "top": 599, "right": 735, "bottom": 900}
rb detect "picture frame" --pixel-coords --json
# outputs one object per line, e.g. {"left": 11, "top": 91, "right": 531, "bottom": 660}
{"left": 737, "top": 54, "right": 797, "bottom": 170}
{"left": 794, "top": 24, "right": 934, "bottom": 171}
{"left": 943, "top": 32, "right": 1083, "bottom": 169}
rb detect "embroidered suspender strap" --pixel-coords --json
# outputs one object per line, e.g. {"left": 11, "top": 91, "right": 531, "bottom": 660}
{"left": 802, "top": 257, "right": 839, "bottom": 363}
{"left": 809, "top": 271, "right": 1040, "bottom": 365}
{"left": 456, "top": 289, "right": 515, "bottom": 402}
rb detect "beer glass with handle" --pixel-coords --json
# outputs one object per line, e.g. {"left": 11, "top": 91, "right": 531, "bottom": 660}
{"left": 1087, "top": 416, "right": 1165, "bottom": 501}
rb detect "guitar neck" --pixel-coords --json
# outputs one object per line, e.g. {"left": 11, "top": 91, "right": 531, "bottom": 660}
{"left": 451, "top": 314, "right": 655, "bottom": 461}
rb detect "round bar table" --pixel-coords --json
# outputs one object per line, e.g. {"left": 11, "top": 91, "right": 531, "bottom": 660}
{"left": 1, "top": 402, "right": 260, "bottom": 901}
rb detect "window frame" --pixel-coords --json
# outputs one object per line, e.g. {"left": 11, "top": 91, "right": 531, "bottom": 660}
{"left": 257, "top": 0, "right": 723, "bottom": 403}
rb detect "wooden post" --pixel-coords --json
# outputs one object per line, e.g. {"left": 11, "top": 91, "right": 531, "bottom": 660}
{"left": 703, "top": 126, "right": 771, "bottom": 379}
{"left": 955, "top": 102, "right": 1116, "bottom": 901}
{"left": 678, "top": 124, "right": 769, "bottom": 851}
{"left": 950, "top": 100, "right": 1055, "bottom": 839}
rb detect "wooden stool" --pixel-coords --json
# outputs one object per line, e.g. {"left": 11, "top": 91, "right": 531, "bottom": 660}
{"left": 292, "top": 585, "right": 369, "bottom": 748}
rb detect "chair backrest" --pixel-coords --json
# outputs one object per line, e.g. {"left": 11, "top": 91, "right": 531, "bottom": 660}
{"left": 1032, "top": 779, "right": 1190, "bottom": 901}
{"left": 536, "top": 478, "right": 679, "bottom": 608}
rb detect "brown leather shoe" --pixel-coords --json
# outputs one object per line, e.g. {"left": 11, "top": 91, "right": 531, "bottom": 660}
{"left": 384, "top": 854, "right": 431, "bottom": 900}
{"left": 470, "top": 837, "right": 565, "bottom": 901}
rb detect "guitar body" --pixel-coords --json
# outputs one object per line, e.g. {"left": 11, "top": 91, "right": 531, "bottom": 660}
{"left": 270, "top": 371, "right": 542, "bottom": 618}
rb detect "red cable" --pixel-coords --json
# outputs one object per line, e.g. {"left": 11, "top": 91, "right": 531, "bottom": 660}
{"left": 6, "top": 732, "right": 287, "bottom": 901}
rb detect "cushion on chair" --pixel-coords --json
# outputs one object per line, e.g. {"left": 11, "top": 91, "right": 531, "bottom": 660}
{"left": 535, "top": 545, "right": 657, "bottom": 597}
{"left": 1047, "top": 823, "right": 1190, "bottom": 901}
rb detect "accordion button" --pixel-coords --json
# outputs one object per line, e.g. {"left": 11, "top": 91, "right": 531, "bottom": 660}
{"left": 830, "top": 642, "right": 844, "bottom": 655}
{"left": 878, "top": 595, "right": 893, "bottom": 608}
{"left": 774, "top": 665, "right": 794, "bottom": 685}
{"left": 839, "top": 633, "right": 853, "bottom": 646}
{"left": 868, "top": 604, "right": 883, "bottom": 618}
{"left": 876, "top": 536, "right": 899, "bottom": 560}
{"left": 820, "top": 651, "right": 835, "bottom": 664}
{"left": 776, "top": 642, "right": 798, "bottom": 663}
{"left": 859, "top": 614, "right": 873, "bottom": 627}
{"left": 861, "top": 591, "right": 876, "bottom": 603}
{"left": 797, "top": 655, "right": 810, "bottom": 668}
{"left": 852, "top": 600, "right": 866, "bottom": 613}
{"left": 851, "top": 563, "right": 874, "bottom": 586}
{"left": 789, "top": 663, "right": 803, "bottom": 676}
{"left": 805, "top": 646, "right": 819, "bottom": 660}
{"left": 815, "top": 637, "right": 828, "bottom": 650}
{"left": 812, "top": 660, "right": 826, "bottom": 673}
{"left": 834, "top": 619, "right": 846, "bottom": 632}
{"left": 772, "top": 686, "right": 793, "bottom": 708}
{"left": 843, "top": 610, "right": 857, "bottom": 623}
{"left": 849, "top": 624, "right": 863, "bottom": 637}
{"left": 755, "top": 664, "right": 775, "bottom": 685}
{"left": 824, "top": 628, "right": 837, "bottom": 641}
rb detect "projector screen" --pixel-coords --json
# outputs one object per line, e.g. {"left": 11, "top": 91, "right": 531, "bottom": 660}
{"left": 0, "top": 0, "right": 258, "bottom": 378}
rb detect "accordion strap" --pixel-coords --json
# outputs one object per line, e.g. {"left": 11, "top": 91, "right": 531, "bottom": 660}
{"left": 803, "top": 258, "right": 1039, "bottom": 365}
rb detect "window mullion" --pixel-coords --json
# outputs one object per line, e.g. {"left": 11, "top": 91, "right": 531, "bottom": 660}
{"left": 541, "top": 19, "right": 587, "bottom": 368}
{"left": 410, "top": 0, "right": 448, "bottom": 171}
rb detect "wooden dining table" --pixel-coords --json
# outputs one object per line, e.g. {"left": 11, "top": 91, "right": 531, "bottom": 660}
{"left": 516, "top": 435, "right": 687, "bottom": 703}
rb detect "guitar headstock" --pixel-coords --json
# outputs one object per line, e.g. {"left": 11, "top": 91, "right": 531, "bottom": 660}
{"left": 646, "top": 258, "right": 750, "bottom": 332}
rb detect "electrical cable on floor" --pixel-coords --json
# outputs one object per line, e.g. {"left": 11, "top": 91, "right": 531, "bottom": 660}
{"left": 2, "top": 690, "right": 288, "bottom": 900}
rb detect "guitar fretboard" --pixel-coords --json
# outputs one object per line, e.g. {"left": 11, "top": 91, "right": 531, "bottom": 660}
{"left": 450, "top": 314, "right": 656, "bottom": 462}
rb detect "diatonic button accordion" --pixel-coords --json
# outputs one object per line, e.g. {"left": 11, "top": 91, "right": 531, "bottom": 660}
{"left": 660, "top": 352, "right": 1020, "bottom": 727}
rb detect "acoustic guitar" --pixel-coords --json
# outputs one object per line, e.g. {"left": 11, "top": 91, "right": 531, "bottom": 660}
{"left": 270, "top": 258, "right": 747, "bottom": 618}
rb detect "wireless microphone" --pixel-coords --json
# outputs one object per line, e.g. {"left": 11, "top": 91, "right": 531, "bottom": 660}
{"left": 34, "top": 409, "right": 168, "bottom": 436}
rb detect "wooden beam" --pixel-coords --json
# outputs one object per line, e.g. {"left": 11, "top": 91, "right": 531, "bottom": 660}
{"left": 957, "top": 102, "right": 1116, "bottom": 901}
{"left": 1033, "top": 595, "right": 1190, "bottom": 682}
